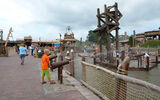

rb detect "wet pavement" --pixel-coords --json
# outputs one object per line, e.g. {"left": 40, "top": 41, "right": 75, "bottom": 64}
{"left": 0, "top": 54, "right": 100, "bottom": 100}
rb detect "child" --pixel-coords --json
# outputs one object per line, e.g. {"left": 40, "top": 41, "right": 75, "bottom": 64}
{"left": 41, "top": 49, "right": 55, "bottom": 84}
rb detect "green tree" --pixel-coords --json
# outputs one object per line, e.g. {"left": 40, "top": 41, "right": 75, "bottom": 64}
{"left": 87, "top": 30, "right": 114, "bottom": 45}
{"left": 87, "top": 30, "right": 98, "bottom": 43}
{"left": 128, "top": 36, "right": 137, "bottom": 47}
{"left": 128, "top": 36, "right": 133, "bottom": 46}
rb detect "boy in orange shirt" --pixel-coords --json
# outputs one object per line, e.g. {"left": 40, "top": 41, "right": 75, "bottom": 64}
{"left": 41, "top": 49, "right": 55, "bottom": 84}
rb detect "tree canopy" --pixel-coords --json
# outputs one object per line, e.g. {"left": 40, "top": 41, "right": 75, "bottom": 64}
{"left": 87, "top": 30, "right": 114, "bottom": 45}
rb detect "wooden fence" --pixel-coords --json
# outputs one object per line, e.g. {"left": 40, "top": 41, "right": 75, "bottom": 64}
{"left": 80, "top": 56, "right": 160, "bottom": 100}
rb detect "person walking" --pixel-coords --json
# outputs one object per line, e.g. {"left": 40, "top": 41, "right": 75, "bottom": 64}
{"left": 16, "top": 44, "right": 19, "bottom": 54}
{"left": 83, "top": 45, "right": 87, "bottom": 53}
{"left": 19, "top": 44, "right": 27, "bottom": 65}
{"left": 31, "top": 44, "right": 34, "bottom": 56}
{"left": 95, "top": 46, "right": 98, "bottom": 53}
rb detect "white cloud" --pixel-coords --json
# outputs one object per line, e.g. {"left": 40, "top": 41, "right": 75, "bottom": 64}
{"left": 0, "top": 0, "right": 160, "bottom": 41}
{"left": 0, "top": 0, "right": 34, "bottom": 23}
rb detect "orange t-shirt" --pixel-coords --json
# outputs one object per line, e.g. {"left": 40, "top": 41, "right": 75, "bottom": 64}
{"left": 41, "top": 54, "right": 49, "bottom": 69}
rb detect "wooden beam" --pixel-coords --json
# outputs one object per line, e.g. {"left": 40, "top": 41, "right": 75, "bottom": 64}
{"left": 5, "top": 27, "right": 13, "bottom": 47}
{"left": 115, "top": 2, "right": 119, "bottom": 51}
{"left": 108, "top": 25, "right": 118, "bottom": 33}
{"left": 97, "top": 8, "right": 101, "bottom": 27}
{"left": 104, "top": 4, "right": 112, "bottom": 62}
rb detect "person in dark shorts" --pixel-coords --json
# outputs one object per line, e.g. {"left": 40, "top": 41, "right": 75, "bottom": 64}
{"left": 19, "top": 44, "right": 27, "bottom": 65}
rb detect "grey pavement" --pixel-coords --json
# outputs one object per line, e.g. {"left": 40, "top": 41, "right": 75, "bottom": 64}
{"left": 0, "top": 54, "right": 101, "bottom": 100}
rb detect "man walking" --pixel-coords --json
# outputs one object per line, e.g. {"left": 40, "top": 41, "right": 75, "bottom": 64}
{"left": 19, "top": 44, "right": 27, "bottom": 65}
{"left": 31, "top": 44, "right": 34, "bottom": 56}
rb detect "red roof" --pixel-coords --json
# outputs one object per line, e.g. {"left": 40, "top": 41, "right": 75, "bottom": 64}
{"left": 63, "top": 39, "right": 77, "bottom": 41}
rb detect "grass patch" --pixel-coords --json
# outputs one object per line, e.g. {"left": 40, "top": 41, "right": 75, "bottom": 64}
{"left": 140, "top": 40, "right": 160, "bottom": 48}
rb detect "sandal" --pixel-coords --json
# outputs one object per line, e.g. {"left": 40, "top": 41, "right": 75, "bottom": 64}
{"left": 50, "top": 80, "right": 56, "bottom": 84}
{"left": 41, "top": 81, "right": 47, "bottom": 84}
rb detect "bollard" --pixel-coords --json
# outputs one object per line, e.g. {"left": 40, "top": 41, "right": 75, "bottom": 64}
{"left": 82, "top": 56, "right": 86, "bottom": 82}
{"left": 115, "top": 56, "right": 130, "bottom": 100}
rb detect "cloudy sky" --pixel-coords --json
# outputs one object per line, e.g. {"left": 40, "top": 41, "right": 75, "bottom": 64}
{"left": 0, "top": 0, "right": 160, "bottom": 41}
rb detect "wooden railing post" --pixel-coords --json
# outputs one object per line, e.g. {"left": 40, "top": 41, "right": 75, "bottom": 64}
{"left": 71, "top": 52, "right": 75, "bottom": 77}
{"left": 121, "top": 51, "right": 125, "bottom": 61}
{"left": 146, "top": 56, "right": 149, "bottom": 71}
{"left": 5, "top": 47, "right": 8, "bottom": 57}
{"left": 115, "top": 56, "right": 130, "bottom": 100}
{"left": 116, "top": 54, "right": 119, "bottom": 67}
{"left": 158, "top": 49, "right": 160, "bottom": 55}
{"left": 58, "top": 54, "right": 63, "bottom": 84}
{"left": 82, "top": 56, "right": 86, "bottom": 82}
{"left": 93, "top": 52, "right": 96, "bottom": 65}
{"left": 156, "top": 55, "right": 158, "bottom": 66}
{"left": 137, "top": 56, "right": 140, "bottom": 67}
{"left": 140, "top": 56, "right": 142, "bottom": 66}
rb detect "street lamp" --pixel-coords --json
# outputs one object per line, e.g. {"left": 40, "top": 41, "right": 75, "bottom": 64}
{"left": 59, "top": 33, "right": 62, "bottom": 51}
{"left": 59, "top": 33, "right": 62, "bottom": 44}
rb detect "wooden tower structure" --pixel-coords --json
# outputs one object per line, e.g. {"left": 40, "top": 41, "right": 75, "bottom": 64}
{"left": 93, "top": 3, "right": 122, "bottom": 62}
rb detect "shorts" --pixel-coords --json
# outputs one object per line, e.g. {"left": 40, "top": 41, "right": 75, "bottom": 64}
{"left": 41, "top": 69, "right": 50, "bottom": 78}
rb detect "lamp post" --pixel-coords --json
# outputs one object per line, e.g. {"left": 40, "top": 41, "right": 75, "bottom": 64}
{"left": 0, "top": 29, "right": 3, "bottom": 55}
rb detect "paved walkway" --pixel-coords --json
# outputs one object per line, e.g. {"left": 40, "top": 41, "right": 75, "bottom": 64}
{"left": 0, "top": 54, "right": 99, "bottom": 100}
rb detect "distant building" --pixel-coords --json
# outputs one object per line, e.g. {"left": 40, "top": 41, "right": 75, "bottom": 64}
{"left": 136, "top": 30, "right": 160, "bottom": 40}
{"left": 119, "top": 32, "right": 129, "bottom": 41}
{"left": 62, "top": 33, "right": 77, "bottom": 45}
{"left": 62, "top": 32, "right": 77, "bottom": 51}
{"left": 135, "top": 30, "right": 160, "bottom": 45}
{"left": 16, "top": 38, "right": 24, "bottom": 42}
